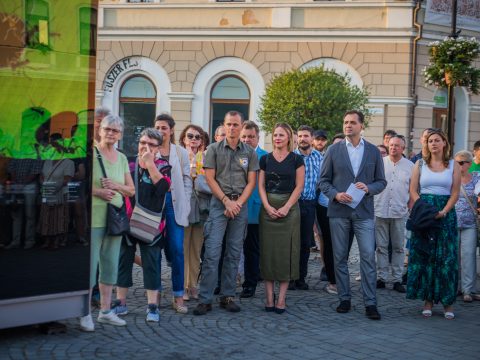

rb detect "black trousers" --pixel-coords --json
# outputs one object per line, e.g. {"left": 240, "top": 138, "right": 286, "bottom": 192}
{"left": 299, "top": 200, "right": 317, "bottom": 282}
{"left": 242, "top": 224, "right": 260, "bottom": 289}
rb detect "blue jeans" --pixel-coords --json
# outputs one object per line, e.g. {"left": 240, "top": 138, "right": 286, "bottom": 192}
{"left": 161, "top": 193, "right": 185, "bottom": 297}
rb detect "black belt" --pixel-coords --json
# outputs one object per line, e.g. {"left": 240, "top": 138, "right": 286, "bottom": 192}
{"left": 225, "top": 193, "right": 240, "bottom": 201}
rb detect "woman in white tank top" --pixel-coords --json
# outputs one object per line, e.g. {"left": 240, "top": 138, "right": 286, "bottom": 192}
{"left": 407, "top": 130, "right": 461, "bottom": 320}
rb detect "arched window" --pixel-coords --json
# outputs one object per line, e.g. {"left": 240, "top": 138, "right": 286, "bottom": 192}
{"left": 25, "top": 0, "right": 49, "bottom": 48}
{"left": 79, "top": 7, "right": 97, "bottom": 55}
{"left": 210, "top": 75, "right": 250, "bottom": 135}
{"left": 119, "top": 75, "right": 156, "bottom": 157}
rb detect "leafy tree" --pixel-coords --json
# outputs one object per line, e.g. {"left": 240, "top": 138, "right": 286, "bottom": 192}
{"left": 258, "top": 66, "right": 370, "bottom": 136}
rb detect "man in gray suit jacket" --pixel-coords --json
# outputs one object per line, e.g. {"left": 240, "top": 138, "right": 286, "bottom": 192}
{"left": 319, "top": 110, "right": 387, "bottom": 320}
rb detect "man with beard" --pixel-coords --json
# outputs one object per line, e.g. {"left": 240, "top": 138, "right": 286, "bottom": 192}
{"left": 290, "top": 125, "right": 322, "bottom": 290}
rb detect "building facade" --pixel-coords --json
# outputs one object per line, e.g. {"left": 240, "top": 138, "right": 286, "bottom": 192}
{"left": 96, "top": 0, "right": 479, "bottom": 155}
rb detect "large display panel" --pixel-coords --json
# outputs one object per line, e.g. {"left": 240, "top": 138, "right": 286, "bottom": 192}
{"left": 0, "top": 0, "right": 97, "bottom": 328}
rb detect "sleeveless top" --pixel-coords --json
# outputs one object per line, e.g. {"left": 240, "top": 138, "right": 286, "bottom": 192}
{"left": 419, "top": 159, "right": 454, "bottom": 196}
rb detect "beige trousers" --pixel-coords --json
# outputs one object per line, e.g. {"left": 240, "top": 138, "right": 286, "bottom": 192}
{"left": 183, "top": 224, "right": 204, "bottom": 289}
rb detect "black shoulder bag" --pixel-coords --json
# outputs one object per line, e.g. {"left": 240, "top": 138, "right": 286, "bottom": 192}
{"left": 95, "top": 147, "right": 130, "bottom": 236}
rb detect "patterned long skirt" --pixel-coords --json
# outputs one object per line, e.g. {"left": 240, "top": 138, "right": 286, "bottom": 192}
{"left": 406, "top": 194, "right": 458, "bottom": 306}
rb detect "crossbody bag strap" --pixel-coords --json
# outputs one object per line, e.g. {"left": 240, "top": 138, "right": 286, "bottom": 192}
{"left": 94, "top": 146, "right": 108, "bottom": 178}
{"left": 460, "top": 184, "right": 478, "bottom": 216}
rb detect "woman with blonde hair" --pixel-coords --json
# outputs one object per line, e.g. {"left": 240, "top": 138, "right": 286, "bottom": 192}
{"left": 258, "top": 123, "right": 305, "bottom": 314}
{"left": 407, "top": 129, "right": 460, "bottom": 319}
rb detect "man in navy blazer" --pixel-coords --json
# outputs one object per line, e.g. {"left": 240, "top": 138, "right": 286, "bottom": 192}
{"left": 319, "top": 110, "right": 387, "bottom": 320}
{"left": 239, "top": 121, "right": 268, "bottom": 298}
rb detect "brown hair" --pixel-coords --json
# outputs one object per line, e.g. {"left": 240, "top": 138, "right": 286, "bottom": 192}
{"left": 272, "top": 123, "right": 294, "bottom": 152}
{"left": 179, "top": 124, "right": 206, "bottom": 149}
{"left": 424, "top": 130, "right": 450, "bottom": 167}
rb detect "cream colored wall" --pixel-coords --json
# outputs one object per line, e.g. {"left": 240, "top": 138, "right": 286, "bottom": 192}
{"left": 97, "top": 39, "right": 411, "bottom": 145}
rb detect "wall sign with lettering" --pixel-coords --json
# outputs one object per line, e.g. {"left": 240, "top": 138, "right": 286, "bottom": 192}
{"left": 103, "top": 57, "right": 141, "bottom": 93}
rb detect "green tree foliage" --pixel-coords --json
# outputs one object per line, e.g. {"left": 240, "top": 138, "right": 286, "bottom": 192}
{"left": 258, "top": 66, "right": 370, "bottom": 136}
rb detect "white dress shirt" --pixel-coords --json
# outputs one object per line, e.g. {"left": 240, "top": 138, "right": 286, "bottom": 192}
{"left": 374, "top": 156, "right": 414, "bottom": 218}
{"left": 345, "top": 137, "right": 365, "bottom": 177}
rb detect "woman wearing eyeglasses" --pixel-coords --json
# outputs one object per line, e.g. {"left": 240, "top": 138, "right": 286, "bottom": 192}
{"left": 453, "top": 150, "right": 480, "bottom": 303}
{"left": 179, "top": 124, "right": 209, "bottom": 301}
{"left": 407, "top": 130, "right": 460, "bottom": 319}
{"left": 113, "top": 128, "right": 171, "bottom": 323}
{"left": 80, "top": 115, "right": 135, "bottom": 332}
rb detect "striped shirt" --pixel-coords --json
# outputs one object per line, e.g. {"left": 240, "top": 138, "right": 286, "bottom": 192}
{"left": 294, "top": 148, "right": 322, "bottom": 200}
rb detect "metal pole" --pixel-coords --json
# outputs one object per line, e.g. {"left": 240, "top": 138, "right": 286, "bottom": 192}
{"left": 446, "top": 0, "right": 458, "bottom": 146}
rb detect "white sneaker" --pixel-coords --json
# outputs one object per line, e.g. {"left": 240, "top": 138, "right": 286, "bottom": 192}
{"left": 97, "top": 310, "right": 126, "bottom": 326}
{"left": 79, "top": 314, "right": 95, "bottom": 332}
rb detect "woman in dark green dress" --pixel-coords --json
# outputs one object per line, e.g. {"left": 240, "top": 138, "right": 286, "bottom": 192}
{"left": 407, "top": 130, "right": 460, "bottom": 319}
{"left": 258, "top": 123, "right": 305, "bottom": 314}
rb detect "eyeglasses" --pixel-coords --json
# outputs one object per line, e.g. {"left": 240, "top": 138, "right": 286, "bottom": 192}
{"left": 457, "top": 161, "right": 471, "bottom": 166}
{"left": 102, "top": 127, "right": 121, "bottom": 134}
{"left": 139, "top": 140, "right": 160, "bottom": 147}
{"left": 186, "top": 133, "right": 201, "bottom": 140}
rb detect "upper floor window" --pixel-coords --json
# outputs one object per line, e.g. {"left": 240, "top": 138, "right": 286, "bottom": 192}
{"left": 79, "top": 7, "right": 97, "bottom": 56}
{"left": 25, "top": 0, "right": 49, "bottom": 48}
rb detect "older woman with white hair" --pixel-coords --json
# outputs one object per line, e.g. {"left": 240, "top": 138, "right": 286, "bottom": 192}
{"left": 454, "top": 150, "right": 480, "bottom": 302}
{"left": 80, "top": 115, "right": 134, "bottom": 331}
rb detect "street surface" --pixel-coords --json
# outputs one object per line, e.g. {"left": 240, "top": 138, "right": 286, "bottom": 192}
{"left": 1, "top": 243, "right": 480, "bottom": 360}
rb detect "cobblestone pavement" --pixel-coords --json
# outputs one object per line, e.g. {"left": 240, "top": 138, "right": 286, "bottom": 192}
{"left": 1, "top": 243, "right": 480, "bottom": 360}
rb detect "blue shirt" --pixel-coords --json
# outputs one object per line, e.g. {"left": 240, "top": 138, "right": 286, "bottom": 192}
{"left": 247, "top": 146, "right": 268, "bottom": 224}
{"left": 294, "top": 148, "right": 322, "bottom": 200}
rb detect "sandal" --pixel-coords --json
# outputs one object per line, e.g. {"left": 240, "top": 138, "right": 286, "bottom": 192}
{"left": 421, "top": 309, "right": 432, "bottom": 318}
{"left": 172, "top": 298, "right": 188, "bottom": 314}
{"left": 463, "top": 294, "right": 473, "bottom": 303}
{"left": 444, "top": 311, "right": 455, "bottom": 320}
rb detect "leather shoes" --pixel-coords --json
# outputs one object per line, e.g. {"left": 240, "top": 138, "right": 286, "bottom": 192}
{"left": 365, "top": 305, "right": 381, "bottom": 320}
{"left": 193, "top": 303, "right": 212, "bottom": 316}
{"left": 376, "top": 279, "right": 386, "bottom": 289}
{"left": 393, "top": 282, "right": 406, "bottom": 293}
{"left": 288, "top": 281, "right": 296, "bottom": 290}
{"left": 240, "top": 287, "right": 255, "bottom": 298}
{"left": 336, "top": 300, "right": 351, "bottom": 313}
{"left": 219, "top": 296, "right": 241, "bottom": 312}
{"left": 295, "top": 280, "right": 309, "bottom": 290}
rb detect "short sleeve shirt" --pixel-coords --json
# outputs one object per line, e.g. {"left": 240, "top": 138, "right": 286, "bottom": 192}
{"left": 260, "top": 152, "right": 304, "bottom": 194}
{"left": 203, "top": 139, "right": 259, "bottom": 195}
{"left": 92, "top": 150, "right": 129, "bottom": 228}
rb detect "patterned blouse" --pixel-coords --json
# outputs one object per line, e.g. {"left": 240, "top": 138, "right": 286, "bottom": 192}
{"left": 455, "top": 171, "right": 480, "bottom": 229}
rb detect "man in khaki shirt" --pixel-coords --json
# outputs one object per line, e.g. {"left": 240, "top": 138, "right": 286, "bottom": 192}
{"left": 194, "top": 111, "right": 259, "bottom": 315}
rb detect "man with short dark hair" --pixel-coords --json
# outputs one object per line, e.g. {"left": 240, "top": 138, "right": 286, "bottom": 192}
{"left": 313, "top": 130, "right": 329, "bottom": 155}
{"left": 194, "top": 111, "right": 259, "bottom": 315}
{"left": 291, "top": 125, "right": 322, "bottom": 290}
{"left": 469, "top": 140, "right": 480, "bottom": 173}
{"left": 383, "top": 129, "right": 397, "bottom": 148}
{"left": 320, "top": 110, "right": 387, "bottom": 320}
{"left": 239, "top": 121, "right": 268, "bottom": 298}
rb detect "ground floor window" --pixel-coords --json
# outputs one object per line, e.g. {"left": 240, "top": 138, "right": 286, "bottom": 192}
{"left": 210, "top": 75, "right": 250, "bottom": 135}
{"left": 119, "top": 75, "right": 156, "bottom": 158}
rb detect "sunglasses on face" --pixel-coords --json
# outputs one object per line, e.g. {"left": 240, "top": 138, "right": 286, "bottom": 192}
{"left": 186, "top": 133, "right": 201, "bottom": 140}
{"left": 457, "top": 161, "right": 471, "bottom": 166}
{"left": 139, "top": 140, "right": 160, "bottom": 147}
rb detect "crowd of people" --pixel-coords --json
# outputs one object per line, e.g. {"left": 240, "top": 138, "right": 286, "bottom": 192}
{"left": 4, "top": 105, "right": 476, "bottom": 330}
